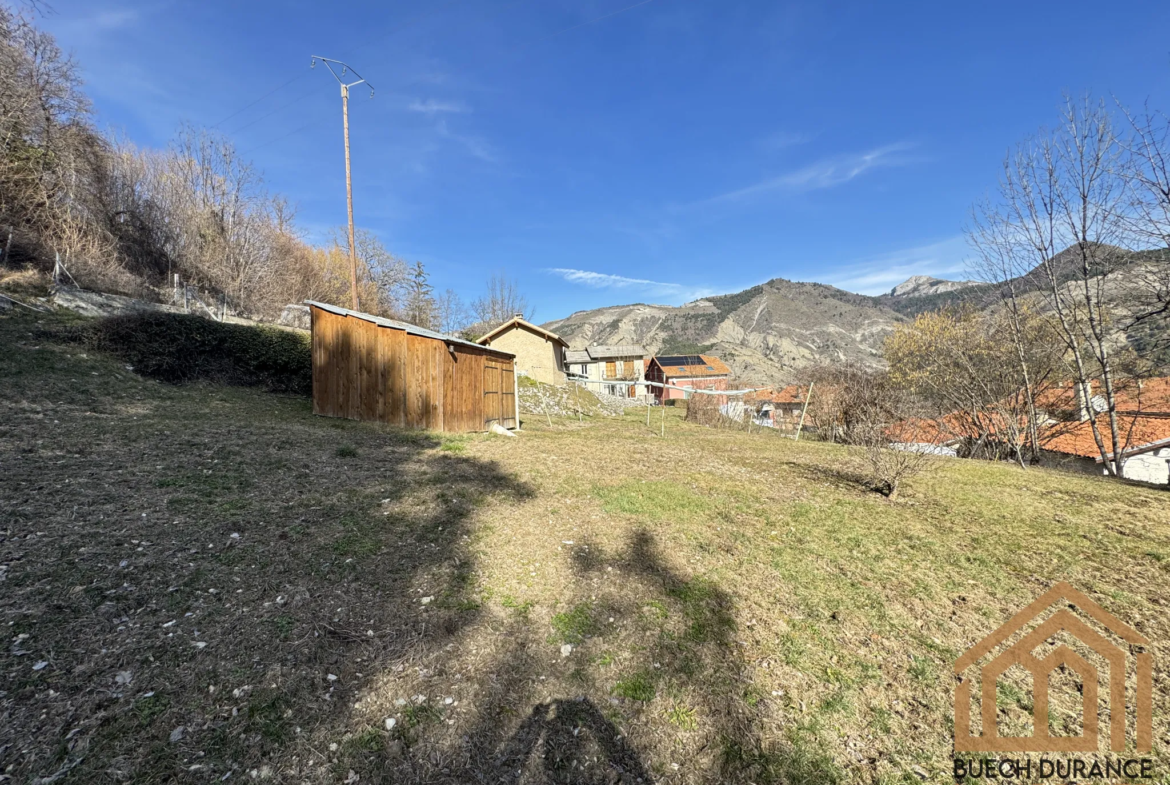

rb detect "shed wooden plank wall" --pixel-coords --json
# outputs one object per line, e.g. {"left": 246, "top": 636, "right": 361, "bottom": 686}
{"left": 310, "top": 305, "right": 516, "bottom": 433}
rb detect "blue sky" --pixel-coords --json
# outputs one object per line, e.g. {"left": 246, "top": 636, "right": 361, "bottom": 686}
{"left": 41, "top": 0, "right": 1170, "bottom": 321}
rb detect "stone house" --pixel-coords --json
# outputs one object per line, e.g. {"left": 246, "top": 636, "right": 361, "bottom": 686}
{"left": 564, "top": 345, "right": 648, "bottom": 397}
{"left": 476, "top": 316, "right": 568, "bottom": 386}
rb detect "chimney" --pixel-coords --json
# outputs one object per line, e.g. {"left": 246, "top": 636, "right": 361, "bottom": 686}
{"left": 514, "top": 312, "right": 524, "bottom": 320}
{"left": 1075, "top": 381, "right": 1092, "bottom": 423}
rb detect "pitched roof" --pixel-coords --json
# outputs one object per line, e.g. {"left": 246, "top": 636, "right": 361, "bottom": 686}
{"left": 1040, "top": 414, "right": 1170, "bottom": 460}
{"left": 651, "top": 354, "right": 730, "bottom": 378}
{"left": 306, "top": 301, "right": 513, "bottom": 356}
{"left": 476, "top": 316, "right": 568, "bottom": 347}
{"left": 564, "top": 345, "right": 648, "bottom": 363}
{"left": 745, "top": 384, "right": 807, "bottom": 405}
{"left": 1036, "top": 377, "right": 1170, "bottom": 415}
{"left": 586, "top": 344, "right": 646, "bottom": 360}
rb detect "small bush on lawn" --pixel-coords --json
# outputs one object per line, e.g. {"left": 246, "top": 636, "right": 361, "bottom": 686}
{"left": 84, "top": 312, "right": 312, "bottom": 394}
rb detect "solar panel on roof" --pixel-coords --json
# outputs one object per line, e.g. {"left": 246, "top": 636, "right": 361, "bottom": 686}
{"left": 656, "top": 354, "right": 704, "bottom": 366}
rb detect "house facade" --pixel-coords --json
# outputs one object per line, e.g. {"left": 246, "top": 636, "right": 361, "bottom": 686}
{"left": 476, "top": 316, "right": 568, "bottom": 386}
{"left": 564, "top": 345, "right": 647, "bottom": 397}
{"left": 645, "top": 354, "right": 730, "bottom": 404}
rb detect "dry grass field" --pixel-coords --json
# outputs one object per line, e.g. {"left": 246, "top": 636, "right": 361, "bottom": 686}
{"left": 2, "top": 309, "right": 1169, "bottom": 784}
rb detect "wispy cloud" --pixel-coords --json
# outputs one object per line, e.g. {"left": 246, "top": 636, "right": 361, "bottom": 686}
{"left": 408, "top": 99, "right": 469, "bottom": 115}
{"left": 757, "top": 130, "right": 810, "bottom": 151}
{"left": 705, "top": 142, "right": 918, "bottom": 204}
{"left": 817, "top": 236, "right": 971, "bottom": 296}
{"left": 435, "top": 119, "right": 497, "bottom": 163}
{"left": 547, "top": 268, "right": 712, "bottom": 302}
{"left": 93, "top": 9, "right": 140, "bottom": 30}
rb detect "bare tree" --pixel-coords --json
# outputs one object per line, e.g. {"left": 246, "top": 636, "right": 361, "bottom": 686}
{"left": 1119, "top": 103, "right": 1170, "bottom": 361}
{"left": 990, "top": 96, "right": 1136, "bottom": 475}
{"left": 806, "top": 368, "right": 934, "bottom": 500}
{"left": 852, "top": 397, "right": 933, "bottom": 501}
{"left": 471, "top": 273, "right": 531, "bottom": 329}
{"left": 797, "top": 362, "right": 894, "bottom": 444}
{"left": 434, "top": 288, "right": 469, "bottom": 334}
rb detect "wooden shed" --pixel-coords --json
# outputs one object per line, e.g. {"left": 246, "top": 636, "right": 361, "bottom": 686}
{"left": 308, "top": 301, "right": 518, "bottom": 433}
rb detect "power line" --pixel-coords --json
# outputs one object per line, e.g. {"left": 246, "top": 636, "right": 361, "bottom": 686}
{"left": 237, "top": 117, "right": 325, "bottom": 157}
{"left": 211, "top": 74, "right": 306, "bottom": 128}
{"left": 224, "top": 85, "right": 318, "bottom": 136}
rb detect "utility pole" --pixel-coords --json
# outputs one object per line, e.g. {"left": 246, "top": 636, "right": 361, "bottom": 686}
{"left": 312, "top": 56, "right": 374, "bottom": 311}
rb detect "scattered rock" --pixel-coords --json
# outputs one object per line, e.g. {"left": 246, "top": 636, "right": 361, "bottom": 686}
{"left": 169, "top": 726, "right": 185, "bottom": 742}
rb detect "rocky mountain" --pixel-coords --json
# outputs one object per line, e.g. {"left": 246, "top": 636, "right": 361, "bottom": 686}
{"left": 544, "top": 278, "right": 905, "bottom": 385}
{"left": 888, "top": 275, "right": 978, "bottom": 298}
{"left": 544, "top": 248, "right": 1170, "bottom": 385}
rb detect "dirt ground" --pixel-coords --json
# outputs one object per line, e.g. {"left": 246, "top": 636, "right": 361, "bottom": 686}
{"left": 2, "top": 310, "right": 1169, "bottom": 784}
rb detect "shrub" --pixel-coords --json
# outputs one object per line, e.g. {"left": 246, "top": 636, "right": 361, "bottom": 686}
{"left": 84, "top": 312, "right": 312, "bottom": 394}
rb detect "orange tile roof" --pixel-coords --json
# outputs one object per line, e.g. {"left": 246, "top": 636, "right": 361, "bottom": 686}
{"left": 745, "top": 384, "right": 807, "bottom": 404}
{"left": 887, "top": 412, "right": 984, "bottom": 445}
{"left": 1036, "top": 377, "right": 1170, "bottom": 414}
{"left": 1040, "top": 414, "right": 1170, "bottom": 460}
{"left": 887, "top": 376, "right": 1170, "bottom": 458}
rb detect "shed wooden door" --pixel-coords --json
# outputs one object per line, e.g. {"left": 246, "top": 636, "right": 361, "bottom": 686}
{"left": 483, "top": 359, "right": 516, "bottom": 430}
{"left": 500, "top": 360, "right": 516, "bottom": 429}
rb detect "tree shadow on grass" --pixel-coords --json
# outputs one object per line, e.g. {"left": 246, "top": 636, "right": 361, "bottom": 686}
{"left": 769, "top": 454, "right": 880, "bottom": 497}
{"left": 0, "top": 321, "right": 537, "bottom": 784}
{"left": 563, "top": 529, "right": 845, "bottom": 785}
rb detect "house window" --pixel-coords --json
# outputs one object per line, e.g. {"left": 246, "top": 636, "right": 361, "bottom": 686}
{"left": 606, "top": 361, "right": 616, "bottom": 378}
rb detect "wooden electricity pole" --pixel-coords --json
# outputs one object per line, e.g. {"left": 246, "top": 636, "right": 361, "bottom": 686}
{"left": 795, "top": 382, "right": 814, "bottom": 441}
{"left": 312, "top": 56, "right": 374, "bottom": 312}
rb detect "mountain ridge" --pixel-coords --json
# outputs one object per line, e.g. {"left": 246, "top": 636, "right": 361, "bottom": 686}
{"left": 542, "top": 248, "right": 1170, "bottom": 384}
{"left": 544, "top": 276, "right": 904, "bottom": 385}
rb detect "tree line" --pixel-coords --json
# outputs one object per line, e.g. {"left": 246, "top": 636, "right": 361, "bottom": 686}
{"left": 0, "top": 6, "right": 530, "bottom": 337}
{"left": 797, "top": 96, "right": 1170, "bottom": 479}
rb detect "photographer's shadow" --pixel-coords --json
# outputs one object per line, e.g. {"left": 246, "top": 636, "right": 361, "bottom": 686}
{"left": 494, "top": 697, "right": 653, "bottom": 785}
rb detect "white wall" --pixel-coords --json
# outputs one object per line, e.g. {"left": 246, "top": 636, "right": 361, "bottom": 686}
{"left": 1121, "top": 448, "right": 1170, "bottom": 485}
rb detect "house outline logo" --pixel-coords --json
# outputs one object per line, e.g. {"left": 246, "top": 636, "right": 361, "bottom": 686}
{"left": 954, "top": 581, "right": 1153, "bottom": 754}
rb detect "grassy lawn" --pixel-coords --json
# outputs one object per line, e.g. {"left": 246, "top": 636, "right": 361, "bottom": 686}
{"left": 2, "top": 309, "right": 1169, "bottom": 784}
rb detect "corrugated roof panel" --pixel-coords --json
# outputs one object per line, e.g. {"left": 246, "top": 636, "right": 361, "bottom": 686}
{"left": 306, "top": 301, "right": 514, "bottom": 357}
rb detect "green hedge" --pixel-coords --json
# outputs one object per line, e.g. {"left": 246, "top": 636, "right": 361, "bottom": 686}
{"left": 85, "top": 312, "right": 312, "bottom": 395}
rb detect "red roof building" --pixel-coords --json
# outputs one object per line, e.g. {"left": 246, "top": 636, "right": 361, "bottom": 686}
{"left": 645, "top": 354, "right": 731, "bottom": 404}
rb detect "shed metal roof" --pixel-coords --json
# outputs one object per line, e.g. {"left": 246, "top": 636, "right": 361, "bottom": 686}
{"left": 306, "top": 301, "right": 514, "bottom": 357}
